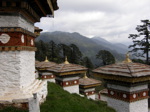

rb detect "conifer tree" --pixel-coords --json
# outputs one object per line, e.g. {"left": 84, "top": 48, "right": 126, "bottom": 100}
{"left": 69, "top": 44, "right": 82, "bottom": 64}
{"left": 96, "top": 50, "right": 115, "bottom": 65}
{"left": 129, "top": 20, "right": 150, "bottom": 64}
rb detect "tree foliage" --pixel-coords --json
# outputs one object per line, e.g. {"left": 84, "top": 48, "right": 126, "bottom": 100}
{"left": 35, "top": 41, "right": 86, "bottom": 65}
{"left": 128, "top": 20, "right": 150, "bottom": 64}
{"left": 96, "top": 50, "right": 115, "bottom": 65}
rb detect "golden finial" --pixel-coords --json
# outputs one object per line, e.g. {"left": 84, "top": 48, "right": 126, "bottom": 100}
{"left": 123, "top": 52, "right": 132, "bottom": 63}
{"left": 64, "top": 56, "right": 69, "bottom": 64}
{"left": 45, "top": 56, "right": 49, "bottom": 62}
{"left": 83, "top": 73, "right": 88, "bottom": 78}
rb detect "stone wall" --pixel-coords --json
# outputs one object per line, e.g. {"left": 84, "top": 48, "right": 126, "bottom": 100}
{"left": 0, "top": 15, "right": 34, "bottom": 32}
{"left": 108, "top": 97, "right": 148, "bottom": 112}
{"left": 63, "top": 85, "right": 79, "bottom": 94}
{"left": 0, "top": 51, "right": 35, "bottom": 95}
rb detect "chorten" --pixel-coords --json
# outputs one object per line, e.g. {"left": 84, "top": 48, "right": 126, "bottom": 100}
{"left": 0, "top": 0, "right": 58, "bottom": 111}
{"left": 47, "top": 57, "right": 87, "bottom": 94}
{"left": 36, "top": 57, "right": 57, "bottom": 82}
{"left": 93, "top": 53, "right": 150, "bottom": 112}
{"left": 79, "top": 73, "right": 101, "bottom": 100}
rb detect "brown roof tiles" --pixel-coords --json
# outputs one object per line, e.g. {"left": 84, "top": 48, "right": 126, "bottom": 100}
{"left": 93, "top": 62, "right": 150, "bottom": 77}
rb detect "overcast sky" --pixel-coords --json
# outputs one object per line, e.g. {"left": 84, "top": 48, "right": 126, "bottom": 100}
{"left": 35, "top": 0, "right": 150, "bottom": 46}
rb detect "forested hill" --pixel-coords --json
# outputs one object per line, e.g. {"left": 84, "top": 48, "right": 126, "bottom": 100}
{"left": 36, "top": 31, "right": 127, "bottom": 65}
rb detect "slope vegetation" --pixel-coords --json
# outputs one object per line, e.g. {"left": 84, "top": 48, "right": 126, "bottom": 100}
{"left": 40, "top": 82, "right": 116, "bottom": 112}
{"left": 36, "top": 31, "right": 125, "bottom": 65}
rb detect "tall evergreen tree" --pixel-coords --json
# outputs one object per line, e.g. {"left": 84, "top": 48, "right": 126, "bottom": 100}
{"left": 35, "top": 40, "right": 46, "bottom": 61}
{"left": 129, "top": 20, "right": 150, "bottom": 64}
{"left": 58, "top": 44, "right": 71, "bottom": 62}
{"left": 47, "top": 41, "right": 60, "bottom": 63}
{"left": 96, "top": 50, "right": 115, "bottom": 65}
{"left": 69, "top": 44, "right": 82, "bottom": 64}
{"left": 82, "top": 56, "right": 94, "bottom": 75}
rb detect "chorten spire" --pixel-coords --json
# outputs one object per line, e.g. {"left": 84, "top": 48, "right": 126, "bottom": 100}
{"left": 83, "top": 73, "right": 88, "bottom": 78}
{"left": 64, "top": 56, "right": 69, "bottom": 64}
{"left": 45, "top": 56, "right": 49, "bottom": 62}
{"left": 123, "top": 52, "right": 132, "bottom": 63}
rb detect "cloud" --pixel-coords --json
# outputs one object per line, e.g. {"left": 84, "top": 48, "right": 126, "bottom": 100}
{"left": 35, "top": 0, "right": 150, "bottom": 46}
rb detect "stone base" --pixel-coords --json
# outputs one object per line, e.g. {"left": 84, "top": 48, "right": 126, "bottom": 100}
{"left": 47, "top": 79, "right": 55, "bottom": 83}
{"left": 108, "top": 97, "right": 148, "bottom": 112}
{"left": 63, "top": 85, "right": 79, "bottom": 94}
{"left": 0, "top": 80, "right": 47, "bottom": 112}
{"left": 87, "top": 94, "right": 95, "bottom": 100}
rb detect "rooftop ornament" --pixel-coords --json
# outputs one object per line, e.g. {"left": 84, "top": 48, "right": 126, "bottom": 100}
{"left": 83, "top": 73, "right": 88, "bottom": 79}
{"left": 45, "top": 56, "right": 49, "bottom": 62}
{"left": 123, "top": 52, "right": 132, "bottom": 63}
{"left": 64, "top": 56, "right": 69, "bottom": 64}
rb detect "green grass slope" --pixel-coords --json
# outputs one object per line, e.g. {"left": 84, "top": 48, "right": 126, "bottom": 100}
{"left": 41, "top": 82, "right": 115, "bottom": 112}
{"left": 0, "top": 83, "right": 115, "bottom": 112}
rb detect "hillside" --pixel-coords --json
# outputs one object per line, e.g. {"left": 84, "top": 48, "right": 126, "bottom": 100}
{"left": 91, "top": 37, "right": 128, "bottom": 54}
{"left": 41, "top": 83, "right": 115, "bottom": 112}
{"left": 0, "top": 83, "right": 115, "bottom": 112}
{"left": 36, "top": 31, "right": 126, "bottom": 65}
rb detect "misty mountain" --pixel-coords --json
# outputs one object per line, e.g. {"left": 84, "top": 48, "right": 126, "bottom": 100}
{"left": 36, "top": 31, "right": 126, "bottom": 66}
{"left": 91, "top": 37, "right": 128, "bottom": 54}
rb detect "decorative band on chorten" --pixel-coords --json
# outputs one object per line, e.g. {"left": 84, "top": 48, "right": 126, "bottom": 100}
{"left": 56, "top": 79, "right": 79, "bottom": 87}
{"left": 0, "top": 33, "right": 35, "bottom": 47}
{"left": 0, "top": 46, "right": 36, "bottom": 51}
{"left": 0, "top": 27, "right": 36, "bottom": 37}
{"left": 108, "top": 88, "right": 149, "bottom": 102}
{"left": 80, "top": 91, "right": 95, "bottom": 96}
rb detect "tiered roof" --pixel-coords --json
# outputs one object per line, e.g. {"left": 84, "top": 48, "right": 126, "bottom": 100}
{"left": 79, "top": 74, "right": 101, "bottom": 88}
{"left": 35, "top": 58, "right": 57, "bottom": 70}
{"left": 47, "top": 57, "right": 87, "bottom": 76}
{"left": 0, "top": 0, "right": 59, "bottom": 22}
{"left": 93, "top": 53, "right": 150, "bottom": 83}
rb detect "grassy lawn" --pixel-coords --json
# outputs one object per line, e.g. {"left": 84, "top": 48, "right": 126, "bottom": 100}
{"left": 40, "top": 82, "right": 115, "bottom": 112}
{"left": 0, "top": 107, "right": 28, "bottom": 112}
{"left": 0, "top": 82, "right": 115, "bottom": 112}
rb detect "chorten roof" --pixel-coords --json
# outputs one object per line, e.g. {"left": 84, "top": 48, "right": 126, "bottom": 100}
{"left": 93, "top": 53, "right": 150, "bottom": 83}
{"left": 47, "top": 57, "right": 87, "bottom": 76}
{"left": 93, "top": 62, "right": 150, "bottom": 77}
{"left": 79, "top": 74, "right": 101, "bottom": 88}
{"left": 0, "top": 0, "right": 59, "bottom": 22}
{"left": 35, "top": 57, "right": 57, "bottom": 70}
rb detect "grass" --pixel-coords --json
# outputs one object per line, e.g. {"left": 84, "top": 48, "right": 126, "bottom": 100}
{"left": 0, "top": 83, "right": 115, "bottom": 112}
{"left": 40, "top": 82, "right": 115, "bottom": 112}
{"left": 0, "top": 107, "right": 28, "bottom": 112}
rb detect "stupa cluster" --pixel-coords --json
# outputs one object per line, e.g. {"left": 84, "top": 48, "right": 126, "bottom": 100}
{"left": 1, "top": 1, "right": 150, "bottom": 112}
{"left": 36, "top": 57, "right": 101, "bottom": 100}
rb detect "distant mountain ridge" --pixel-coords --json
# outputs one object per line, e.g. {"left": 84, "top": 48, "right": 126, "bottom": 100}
{"left": 91, "top": 37, "right": 128, "bottom": 54}
{"left": 36, "top": 31, "right": 127, "bottom": 65}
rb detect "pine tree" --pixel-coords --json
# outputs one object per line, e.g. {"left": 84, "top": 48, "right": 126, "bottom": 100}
{"left": 129, "top": 20, "right": 150, "bottom": 64}
{"left": 96, "top": 50, "right": 115, "bottom": 65}
{"left": 69, "top": 44, "right": 82, "bottom": 64}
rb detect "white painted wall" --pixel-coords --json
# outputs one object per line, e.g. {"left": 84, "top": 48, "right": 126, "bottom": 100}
{"left": 87, "top": 94, "right": 95, "bottom": 100}
{"left": 80, "top": 88, "right": 95, "bottom": 92}
{"left": 95, "top": 93, "right": 108, "bottom": 102}
{"left": 47, "top": 79, "right": 55, "bottom": 83}
{"left": 36, "top": 81, "right": 48, "bottom": 104}
{"left": 107, "top": 83, "right": 147, "bottom": 92}
{"left": 130, "top": 99, "right": 148, "bottom": 112}
{"left": 0, "top": 15, "right": 34, "bottom": 32}
{"left": 29, "top": 95, "right": 40, "bottom": 112}
{"left": 108, "top": 97, "right": 148, "bottom": 112}
{"left": 0, "top": 51, "right": 35, "bottom": 95}
{"left": 20, "top": 51, "right": 35, "bottom": 88}
{"left": 63, "top": 85, "right": 79, "bottom": 94}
